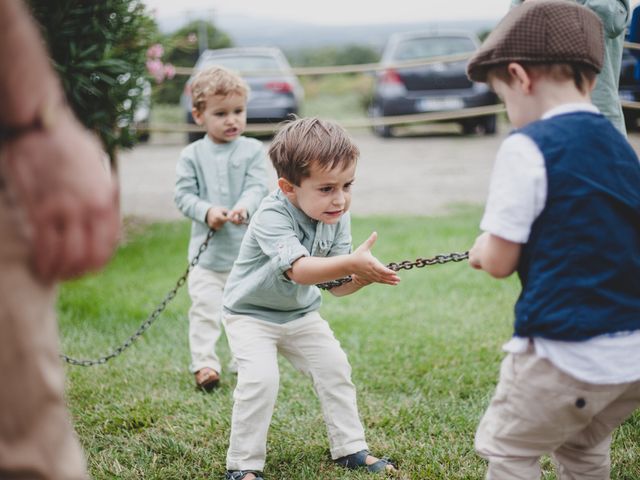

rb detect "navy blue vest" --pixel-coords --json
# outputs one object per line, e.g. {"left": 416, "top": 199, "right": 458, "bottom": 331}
{"left": 514, "top": 112, "right": 640, "bottom": 341}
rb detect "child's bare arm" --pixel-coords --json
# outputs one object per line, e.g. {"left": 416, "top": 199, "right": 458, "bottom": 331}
{"left": 469, "top": 232, "right": 521, "bottom": 278}
{"left": 326, "top": 274, "right": 372, "bottom": 297}
{"left": 286, "top": 232, "right": 400, "bottom": 287}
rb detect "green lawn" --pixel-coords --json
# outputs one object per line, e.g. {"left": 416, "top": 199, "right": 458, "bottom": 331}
{"left": 58, "top": 210, "right": 640, "bottom": 479}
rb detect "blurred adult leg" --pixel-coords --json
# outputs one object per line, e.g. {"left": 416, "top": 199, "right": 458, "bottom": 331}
{"left": 0, "top": 180, "right": 88, "bottom": 480}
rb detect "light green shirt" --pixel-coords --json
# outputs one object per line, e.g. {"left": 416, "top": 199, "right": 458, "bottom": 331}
{"left": 223, "top": 189, "right": 353, "bottom": 324}
{"left": 175, "top": 135, "right": 269, "bottom": 271}
{"left": 510, "top": 0, "right": 630, "bottom": 134}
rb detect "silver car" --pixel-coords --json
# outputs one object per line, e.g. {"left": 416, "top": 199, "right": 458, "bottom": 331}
{"left": 181, "top": 47, "right": 304, "bottom": 142}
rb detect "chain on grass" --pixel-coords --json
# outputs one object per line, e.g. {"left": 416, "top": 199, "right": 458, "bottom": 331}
{"left": 61, "top": 230, "right": 468, "bottom": 366}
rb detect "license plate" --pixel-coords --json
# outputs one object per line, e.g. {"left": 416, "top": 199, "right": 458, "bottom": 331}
{"left": 417, "top": 97, "right": 464, "bottom": 111}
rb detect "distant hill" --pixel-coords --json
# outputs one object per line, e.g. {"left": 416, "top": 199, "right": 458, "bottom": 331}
{"left": 156, "top": 11, "right": 498, "bottom": 53}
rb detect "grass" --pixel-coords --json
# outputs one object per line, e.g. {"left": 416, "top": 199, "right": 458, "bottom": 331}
{"left": 58, "top": 210, "right": 640, "bottom": 479}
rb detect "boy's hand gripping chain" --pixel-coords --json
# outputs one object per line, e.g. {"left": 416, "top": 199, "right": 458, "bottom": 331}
{"left": 315, "top": 251, "right": 469, "bottom": 290}
{"left": 61, "top": 229, "right": 468, "bottom": 366}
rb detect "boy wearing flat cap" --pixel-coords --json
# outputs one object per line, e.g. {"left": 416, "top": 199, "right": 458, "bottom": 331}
{"left": 511, "top": 0, "right": 630, "bottom": 134}
{"left": 467, "top": 1, "right": 640, "bottom": 478}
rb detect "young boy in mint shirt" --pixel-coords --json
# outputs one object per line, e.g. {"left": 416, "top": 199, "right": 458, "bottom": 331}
{"left": 221, "top": 118, "right": 399, "bottom": 480}
{"left": 175, "top": 66, "right": 269, "bottom": 391}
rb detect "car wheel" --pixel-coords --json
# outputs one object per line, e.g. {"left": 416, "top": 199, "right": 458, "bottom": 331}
{"left": 624, "top": 110, "right": 639, "bottom": 132}
{"left": 482, "top": 115, "right": 497, "bottom": 135}
{"left": 188, "top": 131, "right": 204, "bottom": 143}
{"left": 461, "top": 120, "right": 477, "bottom": 135}
{"left": 369, "top": 104, "right": 393, "bottom": 138}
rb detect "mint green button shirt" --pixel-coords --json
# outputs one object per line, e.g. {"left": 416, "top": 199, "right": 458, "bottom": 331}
{"left": 223, "top": 189, "right": 353, "bottom": 324}
{"left": 175, "top": 135, "right": 269, "bottom": 272}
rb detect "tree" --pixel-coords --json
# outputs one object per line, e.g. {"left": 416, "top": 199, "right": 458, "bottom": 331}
{"left": 152, "top": 20, "right": 232, "bottom": 105}
{"left": 27, "top": 0, "right": 158, "bottom": 172}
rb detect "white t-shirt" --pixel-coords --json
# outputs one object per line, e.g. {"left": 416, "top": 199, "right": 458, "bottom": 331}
{"left": 481, "top": 103, "right": 640, "bottom": 385}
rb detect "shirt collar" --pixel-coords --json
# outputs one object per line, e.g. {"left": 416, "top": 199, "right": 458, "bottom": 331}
{"left": 203, "top": 135, "right": 238, "bottom": 151}
{"left": 541, "top": 102, "right": 600, "bottom": 120}
{"left": 275, "top": 189, "right": 317, "bottom": 227}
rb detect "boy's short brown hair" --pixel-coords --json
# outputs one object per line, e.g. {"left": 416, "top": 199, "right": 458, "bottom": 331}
{"left": 268, "top": 117, "right": 359, "bottom": 186}
{"left": 190, "top": 66, "right": 249, "bottom": 112}
{"left": 467, "top": 0, "right": 604, "bottom": 83}
{"left": 487, "top": 62, "right": 598, "bottom": 94}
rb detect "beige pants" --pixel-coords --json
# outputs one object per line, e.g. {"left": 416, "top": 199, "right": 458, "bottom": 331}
{"left": 187, "top": 265, "right": 232, "bottom": 374}
{"left": 475, "top": 348, "right": 640, "bottom": 480}
{"left": 223, "top": 311, "right": 368, "bottom": 471}
{"left": 0, "top": 182, "right": 88, "bottom": 478}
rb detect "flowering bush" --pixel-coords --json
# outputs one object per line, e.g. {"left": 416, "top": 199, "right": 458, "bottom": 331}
{"left": 146, "top": 43, "right": 176, "bottom": 84}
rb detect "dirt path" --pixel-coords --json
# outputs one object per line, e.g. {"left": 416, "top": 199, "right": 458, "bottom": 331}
{"left": 119, "top": 128, "right": 640, "bottom": 221}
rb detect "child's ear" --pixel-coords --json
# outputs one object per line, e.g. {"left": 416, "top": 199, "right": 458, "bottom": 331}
{"left": 278, "top": 177, "right": 296, "bottom": 200}
{"left": 508, "top": 62, "right": 532, "bottom": 94}
{"left": 192, "top": 107, "right": 204, "bottom": 126}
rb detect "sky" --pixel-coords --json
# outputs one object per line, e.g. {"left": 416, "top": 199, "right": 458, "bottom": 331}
{"left": 143, "top": 0, "right": 519, "bottom": 25}
{"left": 144, "top": 0, "right": 640, "bottom": 27}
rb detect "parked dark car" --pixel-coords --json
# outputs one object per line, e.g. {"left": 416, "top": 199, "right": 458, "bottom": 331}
{"left": 369, "top": 31, "right": 499, "bottom": 138}
{"left": 619, "top": 48, "right": 640, "bottom": 131}
{"left": 181, "top": 47, "right": 304, "bottom": 143}
{"left": 620, "top": 4, "right": 640, "bottom": 132}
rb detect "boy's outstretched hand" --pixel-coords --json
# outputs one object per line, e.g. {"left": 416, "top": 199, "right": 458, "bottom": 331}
{"left": 350, "top": 232, "right": 400, "bottom": 285}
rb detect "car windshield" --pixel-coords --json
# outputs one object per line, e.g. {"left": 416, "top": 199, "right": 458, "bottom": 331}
{"left": 392, "top": 36, "right": 476, "bottom": 61}
{"left": 201, "top": 55, "right": 283, "bottom": 72}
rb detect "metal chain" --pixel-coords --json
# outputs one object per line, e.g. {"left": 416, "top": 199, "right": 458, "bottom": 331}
{"left": 316, "top": 251, "right": 469, "bottom": 290}
{"left": 60, "top": 229, "right": 216, "bottom": 366}
{"left": 61, "top": 228, "right": 468, "bottom": 366}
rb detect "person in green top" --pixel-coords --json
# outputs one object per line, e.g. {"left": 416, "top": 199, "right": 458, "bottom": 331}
{"left": 511, "top": 0, "right": 630, "bottom": 134}
{"left": 175, "top": 66, "right": 269, "bottom": 391}
{"left": 221, "top": 118, "right": 400, "bottom": 480}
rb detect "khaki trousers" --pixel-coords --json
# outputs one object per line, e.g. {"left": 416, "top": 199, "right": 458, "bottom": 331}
{"left": 187, "top": 265, "right": 231, "bottom": 374}
{"left": 223, "top": 311, "right": 368, "bottom": 471}
{"left": 0, "top": 182, "right": 88, "bottom": 479}
{"left": 475, "top": 347, "right": 640, "bottom": 480}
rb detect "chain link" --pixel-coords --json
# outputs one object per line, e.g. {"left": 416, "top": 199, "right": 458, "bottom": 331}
{"left": 60, "top": 229, "right": 216, "bottom": 366}
{"left": 61, "top": 230, "right": 468, "bottom": 366}
{"left": 316, "top": 251, "right": 469, "bottom": 290}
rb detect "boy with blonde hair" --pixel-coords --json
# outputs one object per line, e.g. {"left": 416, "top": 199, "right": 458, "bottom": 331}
{"left": 221, "top": 117, "right": 399, "bottom": 480}
{"left": 175, "top": 66, "right": 269, "bottom": 391}
{"left": 467, "top": 1, "right": 640, "bottom": 478}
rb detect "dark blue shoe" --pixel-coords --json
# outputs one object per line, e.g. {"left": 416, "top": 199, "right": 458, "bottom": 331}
{"left": 335, "top": 449, "right": 396, "bottom": 473}
{"left": 225, "top": 470, "right": 264, "bottom": 480}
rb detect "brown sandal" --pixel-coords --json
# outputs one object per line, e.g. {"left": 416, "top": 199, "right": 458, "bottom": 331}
{"left": 195, "top": 367, "right": 220, "bottom": 391}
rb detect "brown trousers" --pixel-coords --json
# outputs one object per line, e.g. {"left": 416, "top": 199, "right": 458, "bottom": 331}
{"left": 0, "top": 180, "right": 88, "bottom": 479}
{"left": 475, "top": 347, "right": 640, "bottom": 480}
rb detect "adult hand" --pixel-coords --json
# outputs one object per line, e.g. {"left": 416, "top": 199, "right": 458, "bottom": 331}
{"left": 206, "top": 205, "right": 229, "bottom": 230}
{"left": 2, "top": 110, "right": 120, "bottom": 283}
{"left": 349, "top": 232, "right": 400, "bottom": 285}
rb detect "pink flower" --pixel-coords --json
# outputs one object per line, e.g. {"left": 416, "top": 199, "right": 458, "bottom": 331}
{"left": 188, "top": 33, "right": 197, "bottom": 44}
{"left": 146, "top": 59, "right": 165, "bottom": 83}
{"left": 146, "top": 43, "right": 164, "bottom": 60}
{"left": 164, "top": 64, "right": 176, "bottom": 80}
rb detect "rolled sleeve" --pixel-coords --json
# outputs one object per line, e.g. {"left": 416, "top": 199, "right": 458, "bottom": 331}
{"left": 252, "top": 207, "right": 309, "bottom": 276}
